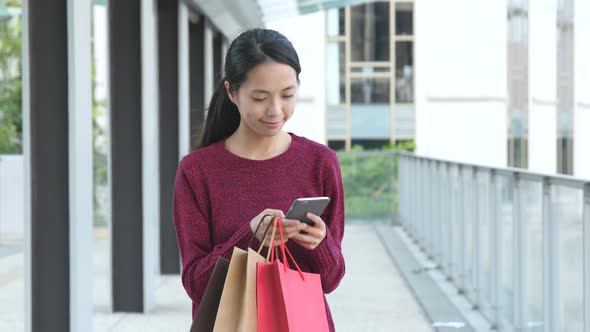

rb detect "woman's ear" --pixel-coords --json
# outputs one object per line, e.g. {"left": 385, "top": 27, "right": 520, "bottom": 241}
{"left": 224, "top": 81, "right": 237, "bottom": 105}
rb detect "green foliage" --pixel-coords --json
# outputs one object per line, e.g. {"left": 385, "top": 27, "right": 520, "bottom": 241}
{"left": 0, "top": 14, "right": 22, "bottom": 154}
{"left": 338, "top": 141, "right": 414, "bottom": 223}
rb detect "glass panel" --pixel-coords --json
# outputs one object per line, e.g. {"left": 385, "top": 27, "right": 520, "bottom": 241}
{"left": 451, "top": 166, "right": 463, "bottom": 286}
{"left": 350, "top": 2, "right": 390, "bottom": 62}
{"left": 328, "top": 128, "right": 347, "bottom": 137}
{"left": 327, "top": 42, "right": 346, "bottom": 104}
{"left": 327, "top": 119, "right": 347, "bottom": 127}
{"left": 351, "top": 77, "right": 390, "bottom": 104}
{"left": 463, "top": 169, "right": 475, "bottom": 303}
{"left": 523, "top": 181, "right": 543, "bottom": 331}
{"left": 337, "top": 152, "right": 396, "bottom": 222}
{"left": 395, "top": 2, "right": 413, "bottom": 36}
{"left": 395, "top": 42, "right": 414, "bottom": 103}
{"left": 350, "top": 66, "right": 389, "bottom": 73}
{"left": 395, "top": 105, "right": 414, "bottom": 117}
{"left": 350, "top": 105, "right": 390, "bottom": 139}
{"left": 395, "top": 128, "right": 414, "bottom": 138}
{"left": 499, "top": 175, "right": 514, "bottom": 326}
{"left": 394, "top": 117, "right": 414, "bottom": 127}
{"left": 555, "top": 186, "right": 583, "bottom": 332}
{"left": 328, "top": 107, "right": 347, "bottom": 117}
{"left": 478, "top": 172, "right": 494, "bottom": 321}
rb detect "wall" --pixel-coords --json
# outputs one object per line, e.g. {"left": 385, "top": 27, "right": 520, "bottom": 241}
{"left": 415, "top": 0, "right": 508, "bottom": 167}
{"left": 528, "top": 0, "right": 557, "bottom": 174}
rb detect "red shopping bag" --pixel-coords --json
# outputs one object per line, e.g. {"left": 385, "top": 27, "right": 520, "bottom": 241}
{"left": 257, "top": 217, "right": 330, "bottom": 332}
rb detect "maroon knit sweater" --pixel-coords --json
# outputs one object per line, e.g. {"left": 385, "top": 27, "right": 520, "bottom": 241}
{"left": 173, "top": 133, "right": 345, "bottom": 331}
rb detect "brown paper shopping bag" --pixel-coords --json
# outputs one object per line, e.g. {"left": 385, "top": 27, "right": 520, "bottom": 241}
{"left": 212, "top": 216, "right": 273, "bottom": 332}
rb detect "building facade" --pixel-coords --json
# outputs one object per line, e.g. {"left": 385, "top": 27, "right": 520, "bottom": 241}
{"left": 325, "top": 0, "right": 590, "bottom": 180}
{"left": 324, "top": 0, "right": 415, "bottom": 150}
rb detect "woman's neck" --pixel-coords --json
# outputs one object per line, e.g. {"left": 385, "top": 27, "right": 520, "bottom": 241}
{"left": 225, "top": 126, "right": 292, "bottom": 160}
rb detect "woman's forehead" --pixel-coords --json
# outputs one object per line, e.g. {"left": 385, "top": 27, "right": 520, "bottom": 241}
{"left": 242, "top": 61, "right": 297, "bottom": 92}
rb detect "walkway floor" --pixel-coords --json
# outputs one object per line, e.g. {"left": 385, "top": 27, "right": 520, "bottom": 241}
{"left": 0, "top": 224, "right": 433, "bottom": 331}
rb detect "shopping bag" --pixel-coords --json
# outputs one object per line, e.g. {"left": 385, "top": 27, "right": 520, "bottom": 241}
{"left": 257, "top": 217, "right": 330, "bottom": 332}
{"left": 190, "top": 257, "right": 230, "bottom": 332}
{"left": 212, "top": 216, "right": 273, "bottom": 332}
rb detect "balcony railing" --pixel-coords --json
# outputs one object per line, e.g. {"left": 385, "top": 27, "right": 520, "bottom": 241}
{"left": 398, "top": 152, "right": 590, "bottom": 332}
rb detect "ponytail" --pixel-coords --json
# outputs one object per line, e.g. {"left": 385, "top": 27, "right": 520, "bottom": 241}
{"left": 193, "top": 79, "right": 240, "bottom": 150}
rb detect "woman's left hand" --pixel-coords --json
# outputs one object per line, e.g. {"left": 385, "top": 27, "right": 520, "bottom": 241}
{"left": 290, "top": 213, "right": 327, "bottom": 250}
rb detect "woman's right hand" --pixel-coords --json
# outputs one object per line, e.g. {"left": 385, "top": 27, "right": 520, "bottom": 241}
{"left": 250, "top": 209, "right": 307, "bottom": 247}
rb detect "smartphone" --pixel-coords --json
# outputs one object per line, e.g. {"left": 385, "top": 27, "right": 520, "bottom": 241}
{"left": 285, "top": 197, "right": 331, "bottom": 226}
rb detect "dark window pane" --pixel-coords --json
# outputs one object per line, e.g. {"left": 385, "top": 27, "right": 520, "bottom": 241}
{"left": 395, "top": 3, "right": 413, "bottom": 35}
{"left": 395, "top": 42, "right": 413, "bottom": 103}
{"left": 339, "top": 8, "right": 345, "bottom": 36}
{"left": 350, "top": 2, "right": 390, "bottom": 62}
{"left": 328, "top": 140, "right": 346, "bottom": 151}
{"left": 351, "top": 78, "right": 390, "bottom": 104}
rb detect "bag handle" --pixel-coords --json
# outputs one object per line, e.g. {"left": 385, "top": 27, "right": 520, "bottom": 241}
{"left": 266, "top": 217, "right": 280, "bottom": 261}
{"left": 267, "top": 217, "right": 305, "bottom": 281}
{"left": 247, "top": 213, "right": 274, "bottom": 250}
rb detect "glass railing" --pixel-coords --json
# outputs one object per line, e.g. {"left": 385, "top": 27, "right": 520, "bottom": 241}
{"left": 398, "top": 152, "right": 590, "bottom": 331}
{"left": 337, "top": 151, "right": 398, "bottom": 224}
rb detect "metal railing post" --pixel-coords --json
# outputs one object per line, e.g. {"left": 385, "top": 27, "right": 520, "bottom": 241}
{"left": 473, "top": 167, "right": 481, "bottom": 309}
{"left": 513, "top": 173, "right": 527, "bottom": 330}
{"left": 490, "top": 170, "right": 501, "bottom": 330}
{"left": 457, "top": 165, "right": 465, "bottom": 292}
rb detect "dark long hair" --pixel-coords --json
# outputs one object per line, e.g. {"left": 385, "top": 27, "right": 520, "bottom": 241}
{"left": 193, "top": 28, "right": 301, "bottom": 150}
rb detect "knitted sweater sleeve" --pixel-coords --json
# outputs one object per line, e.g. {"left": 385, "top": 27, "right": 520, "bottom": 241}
{"left": 173, "top": 158, "right": 253, "bottom": 304}
{"left": 306, "top": 150, "right": 346, "bottom": 294}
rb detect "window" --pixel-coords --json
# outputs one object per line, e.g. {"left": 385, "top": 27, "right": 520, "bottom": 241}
{"left": 507, "top": 0, "right": 529, "bottom": 169}
{"left": 395, "top": 42, "right": 413, "bottom": 103}
{"left": 350, "top": 2, "right": 390, "bottom": 62}
{"left": 395, "top": 3, "right": 413, "bottom": 36}
{"left": 351, "top": 77, "right": 390, "bottom": 104}
{"left": 556, "top": 0, "right": 574, "bottom": 175}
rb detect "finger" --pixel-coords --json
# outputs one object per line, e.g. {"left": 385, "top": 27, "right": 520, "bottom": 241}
{"left": 265, "top": 209, "right": 285, "bottom": 218}
{"left": 281, "top": 218, "right": 301, "bottom": 227}
{"left": 305, "top": 213, "right": 325, "bottom": 228}
{"left": 291, "top": 233, "right": 320, "bottom": 248}
{"left": 282, "top": 223, "right": 307, "bottom": 234}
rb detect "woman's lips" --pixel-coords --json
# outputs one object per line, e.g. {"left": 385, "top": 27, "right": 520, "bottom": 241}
{"left": 261, "top": 120, "right": 280, "bottom": 129}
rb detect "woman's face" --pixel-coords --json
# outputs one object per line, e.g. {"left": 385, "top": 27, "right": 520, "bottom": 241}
{"left": 225, "top": 60, "right": 298, "bottom": 137}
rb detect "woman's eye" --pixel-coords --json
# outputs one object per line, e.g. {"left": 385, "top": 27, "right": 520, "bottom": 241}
{"left": 282, "top": 95, "right": 294, "bottom": 99}
{"left": 252, "top": 97, "right": 266, "bottom": 102}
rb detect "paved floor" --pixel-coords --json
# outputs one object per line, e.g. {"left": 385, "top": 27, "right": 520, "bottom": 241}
{"left": 0, "top": 224, "right": 433, "bottom": 331}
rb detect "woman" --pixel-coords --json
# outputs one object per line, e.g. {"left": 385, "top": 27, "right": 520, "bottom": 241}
{"left": 173, "top": 28, "right": 345, "bottom": 331}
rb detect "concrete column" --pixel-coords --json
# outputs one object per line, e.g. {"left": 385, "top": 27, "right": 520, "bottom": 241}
{"left": 109, "top": 0, "right": 159, "bottom": 312}
{"left": 22, "top": 0, "right": 93, "bottom": 330}
{"left": 157, "top": 0, "right": 181, "bottom": 275}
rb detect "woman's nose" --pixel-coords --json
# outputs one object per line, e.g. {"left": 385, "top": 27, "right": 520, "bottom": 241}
{"left": 266, "top": 99, "right": 282, "bottom": 116}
